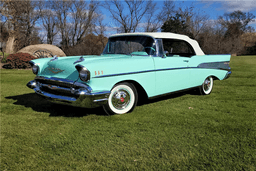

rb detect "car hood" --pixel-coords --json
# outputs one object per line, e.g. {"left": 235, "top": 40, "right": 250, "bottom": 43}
{"left": 35, "top": 54, "right": 154, "bottom": 81}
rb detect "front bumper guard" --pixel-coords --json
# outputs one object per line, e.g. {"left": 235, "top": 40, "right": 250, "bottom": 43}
{"left": 27, "top": 80, "right": 110, "bottom": 108}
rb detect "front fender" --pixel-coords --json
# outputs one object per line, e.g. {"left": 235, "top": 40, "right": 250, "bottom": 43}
{"left": 83, "top": 56, "right": 156, "bottom": 97}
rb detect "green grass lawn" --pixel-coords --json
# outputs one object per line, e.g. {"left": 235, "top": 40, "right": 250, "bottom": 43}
{"left": 1, "top": 56, "right": 256, "bottom": 170}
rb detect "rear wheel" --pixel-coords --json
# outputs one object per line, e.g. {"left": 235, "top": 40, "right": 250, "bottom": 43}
{"left": 199, "top": 76, "right": 213, "bottom": 95}
{"left": 103, "top": 82, "right": 138, "bottom": 115}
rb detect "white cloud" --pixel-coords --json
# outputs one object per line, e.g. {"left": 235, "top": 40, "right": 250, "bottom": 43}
{"left": 251, "top": 20, "right": 256, "bottom": 25}
{"left": 201, "top": 0, "right": 256, "bottom": 12}
{"left": 249, "top": 20, "right": 256, "bottom": 28}
{"left": 222, "top": 0, "right": 256, "bottom": 12}
{"left": 105, "top": 26, "right": 119, "bottom": 32}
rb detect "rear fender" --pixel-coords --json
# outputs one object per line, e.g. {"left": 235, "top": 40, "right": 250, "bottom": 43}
{"left": 189, "top": 54, "right": 231, "bottom": 86}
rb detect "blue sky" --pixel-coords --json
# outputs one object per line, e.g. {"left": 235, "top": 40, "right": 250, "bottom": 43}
{"left": 33, "top": 0, "right": 256, "bottom": 44}
{"left": 190, "top": 0, "right": 256, "bottom": 21}
{"left": 101, "top": 0, "right": 256, "bottom": 36}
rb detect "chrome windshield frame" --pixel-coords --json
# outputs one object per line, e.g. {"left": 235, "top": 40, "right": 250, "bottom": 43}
{"left": 155, "top": 38, "right": 165, "bottom": 58}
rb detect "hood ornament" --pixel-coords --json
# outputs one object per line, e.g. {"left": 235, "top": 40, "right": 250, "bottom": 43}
{"left": 74, "top": 56, "right": 84, "bottom": 64}
{"left": 50, "top": 55, "right": 58, "bottom": 62}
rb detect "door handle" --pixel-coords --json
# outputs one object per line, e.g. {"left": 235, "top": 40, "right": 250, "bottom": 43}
{"left": 183, "top": 60, "right": 189, "bottom": 62}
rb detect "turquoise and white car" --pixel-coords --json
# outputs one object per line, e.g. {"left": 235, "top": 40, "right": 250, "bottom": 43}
{"left": 27, "top": 32, "right": 231, "bottom": 114}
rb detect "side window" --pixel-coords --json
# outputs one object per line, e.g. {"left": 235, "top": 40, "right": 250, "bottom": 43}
{"left": 162, "top": 39, "right": 195, "bottom": 57}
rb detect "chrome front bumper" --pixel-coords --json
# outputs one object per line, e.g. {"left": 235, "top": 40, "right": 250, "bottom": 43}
{"left": 27, "top": 76, "right": 110, "bottom": 108}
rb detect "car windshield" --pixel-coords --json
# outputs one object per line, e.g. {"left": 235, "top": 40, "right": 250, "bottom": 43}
{"left": 102, "top": 36, "right": 156, "bottom": 56}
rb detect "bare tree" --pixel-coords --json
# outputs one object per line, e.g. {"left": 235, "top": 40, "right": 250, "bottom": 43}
{"left": 158, "top": 0, "right": 176, "bottom": 23}
{"left": 1, "top": 0, "right": 41, "bottom": 53}
{"left": 144, "top": 0, "right": 176, "bottom": 32}
{"left": 51, "top": 0, "right": 72, "bottom": 49}
{"left": 69, "top": 0, "right": 99, "bottom": 46}
{"left": 0, "top": 22, "right": 9, "bottom": 42}
{"left": 52, "top": 0, "right": 99, "bottom": 49}
{"left": 197, "top": 20, "right": 226, "bottom": 54}
{"left": 20, "top": 1, "right": 41, "bottom": 47}
{"left": 0, "top": 2, "right": 8, "bottom": 49}
{"left": 104, "top": 0, "right": 154, "bottom": 33}
{"left": 144, "top": 1, "right": 160, "bottom": 32}
{"left": 175, "top": 6, "right": 209, "bottom": 39}
{"left": 218, "top": 10, "right": 255, "bottom": 55}
{"left": 93, "top": 15, "right": 108, "bottom": 49}
{"left": 38, "top": 1, "right": 58, "bottom": 44}
{"left": 219, "top": 10, "right": 255, "bottom": 33}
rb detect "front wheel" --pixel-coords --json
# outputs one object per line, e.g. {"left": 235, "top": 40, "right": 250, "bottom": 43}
{"left": 103, "top": 82, "right": 138, "bottom": 115}
{"left": 199, "top": 76, "right": 213, "bottom": 95}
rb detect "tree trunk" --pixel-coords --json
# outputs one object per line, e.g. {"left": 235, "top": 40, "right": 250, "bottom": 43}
{"left": 5, "top": 36, "right": 15, "bottom": 54}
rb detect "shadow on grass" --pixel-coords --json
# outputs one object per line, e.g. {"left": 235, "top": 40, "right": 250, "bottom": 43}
{"left": 137, "top": 88, "right": 199, "bottom": 106}
{"left": 5, "top": 93, "right": 107, "bottom": 117}
{"left": 6, "top": 89, "right": 199, "bottom": 117}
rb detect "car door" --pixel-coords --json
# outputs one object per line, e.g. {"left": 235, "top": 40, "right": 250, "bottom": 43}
{"left": 154, "top": 39, "right": 195, "bottom": 95}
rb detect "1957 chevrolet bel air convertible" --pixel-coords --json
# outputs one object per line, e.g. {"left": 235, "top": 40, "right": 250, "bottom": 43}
{"left": 27, "top": 32, "right": 231, "bottom": 114}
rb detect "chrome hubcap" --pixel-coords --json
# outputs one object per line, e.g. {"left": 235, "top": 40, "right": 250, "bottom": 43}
{"left": 204, "top": 78, "right": 211, "bottom": 91}
{"left": 111, "top": 89, "right": 130, "bottom": 110}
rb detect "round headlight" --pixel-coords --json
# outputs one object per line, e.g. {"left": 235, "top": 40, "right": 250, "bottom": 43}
{"left": 32, "top": 65, "right": 39, "bottom": 75}
{"left": 79, "top": 67, "right": 90, "bottom": 82}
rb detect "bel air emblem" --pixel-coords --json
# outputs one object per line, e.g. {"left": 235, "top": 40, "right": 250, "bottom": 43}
{"left": 48, "top": 67, "right": 65, "bottom": 74}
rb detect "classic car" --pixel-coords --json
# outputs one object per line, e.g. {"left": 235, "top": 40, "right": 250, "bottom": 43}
{"left": 27, "top": 32, "right": 231, "bottom": 114}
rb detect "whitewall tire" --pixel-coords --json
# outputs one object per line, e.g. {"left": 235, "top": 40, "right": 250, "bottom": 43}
{"left": 103, "top": 82, "right": 138, "bottom": 115}
{"left": 199, "top": 76, "right": 213, "bottom": 95}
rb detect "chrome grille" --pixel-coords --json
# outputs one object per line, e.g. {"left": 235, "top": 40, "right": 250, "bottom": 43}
{"left": 40, "top": 85, "right": 78, "bottom": 98}
{"left": 34, "top": 76, "right": 90, "bottom": 98}
{"left": 36, "top": 79, "right": 73, "bottom": 88}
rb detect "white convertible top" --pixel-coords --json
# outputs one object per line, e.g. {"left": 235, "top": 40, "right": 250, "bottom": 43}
{"left": 110, "top": 32, "right": 205, "bottom": 55}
